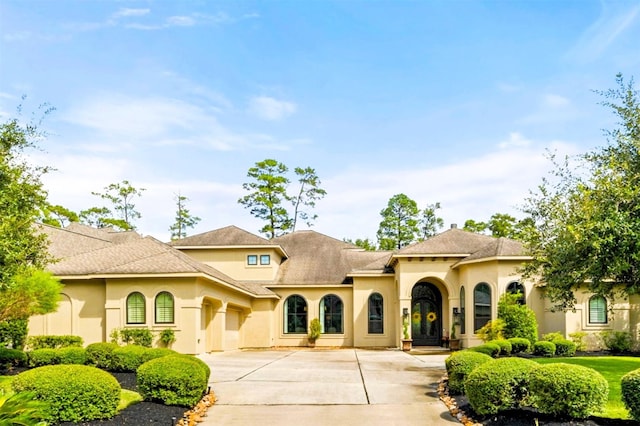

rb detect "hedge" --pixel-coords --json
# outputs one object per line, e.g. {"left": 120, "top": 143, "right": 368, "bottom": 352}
{"left": 445, "top": 350, "right": 493, "bottom": 394}
{"left": 533, "top": 341, "right": 556, "bottom": 357}
{"left": 111, "top": 345, "right": 148, "bottom": 372}
{"left": 28, "top": 348, "right": 59, "bottom": 367}
{"left": 141, "top": 348, "right": 178, "bottom": 364}
{"left": 508, "top": 337, "right": 531, "bottom": 354}
{"left": 529, "top": 363, "right": 608, "bottom": 419}
{"left": 621, "top": 368, "right": 640, "bottom": 422}
{"left": 12, "top": 364, "right": 121, "bottom": 423}
{"left": 26, "top": 335, "right": 83, "bottom": 350}
{"left": 86, "top": 342, "right": 119, "bottom": 369}
{"left": 491, "top": 339, "right": 512, "bottom": 356}
{"left": 464, "top": 357, "right": 538, "bottom": 415}
{"left": 0, "top": 348, "right": 27, "bottom": 369}
{"left": 137, "top": 355, "right": 209, "bottom": 406}
{"left": 58, "top": 347, "right": 88, "bottom": 365}
{"left": 553, "top": 339, "right": 576, "bottom": 357}
{"left": 468, "top": 342, "right": 501, "bottom": 358}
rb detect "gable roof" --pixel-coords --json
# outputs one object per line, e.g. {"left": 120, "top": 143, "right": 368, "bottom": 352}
{"left": 170, "top": 225, "right": 272, "bottom": 247}
{"left": 396, "top": 228, "right": 496, "bottom": 256}
{"left": 453, "top": 237, "right": 527, "bottom": 267}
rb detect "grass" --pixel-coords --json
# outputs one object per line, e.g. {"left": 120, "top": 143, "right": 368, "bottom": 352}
{"left": 534, "top": 356, "right": 640, "bottom": 420}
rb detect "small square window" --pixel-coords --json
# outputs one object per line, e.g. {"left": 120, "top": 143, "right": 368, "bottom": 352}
{"left": 260, "top": 255, "right": 270, "bottom": 265}
{"left": 247, "top": 255, "right": 258, "bottom": 265}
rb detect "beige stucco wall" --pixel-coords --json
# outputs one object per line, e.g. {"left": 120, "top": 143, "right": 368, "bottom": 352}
{"left": 352, "top": 275, "right": 397, "bottom": 347}
{"left": 181, "top": 248, "right": 283, "bottom": 281}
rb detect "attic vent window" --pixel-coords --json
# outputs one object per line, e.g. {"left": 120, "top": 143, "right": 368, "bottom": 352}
{"left": 247, "top": 255, "right": 258, "bottom": 265}
{"left": 260, "top": 255, "right": 271, "bottom": 265}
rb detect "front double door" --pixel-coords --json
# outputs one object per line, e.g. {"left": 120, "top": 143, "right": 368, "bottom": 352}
{"left": 411, "top": 282, "right": 442, "bottom": 346}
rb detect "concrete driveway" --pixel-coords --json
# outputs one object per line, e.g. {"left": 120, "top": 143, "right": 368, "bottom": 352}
{"left": 198, "top": 349, "right": 457, "bottom": 426}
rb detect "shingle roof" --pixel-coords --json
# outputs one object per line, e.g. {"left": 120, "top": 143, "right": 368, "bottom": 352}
{"left": 170, "top": 225, "right": 271, "bottom": 247}
{"left": 396, "top": 228, "right": 497, "bottom": 255}
{"left": 40, "top": 224, "right": 118, "bottom": 259}
{"left": 454, "top": 237, "right": 526, "bottom": 265}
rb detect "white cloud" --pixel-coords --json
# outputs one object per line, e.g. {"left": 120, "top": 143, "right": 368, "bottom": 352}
{"left": 544, "top": 93, "right": 570, "bottom": 108}
{"left": 498, "top": 132, "right": 531, "bottom": 149}
{"left": 166, "top": 16, "right": 197, "bottom": 27}
{"left": 248, "top": 96, "right": 297, "bottom": 121}
{"left": 112, "top": 8, "right": 150, "bottom": 19}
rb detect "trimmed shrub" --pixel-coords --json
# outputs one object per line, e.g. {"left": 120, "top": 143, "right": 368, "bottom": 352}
{"left": 529, "top": 363, "right": 608, "bottom": 419}
{"left": 601, "top": 331, "right": 632, "bottom": 353}
{"left": 445, "top": 350, "right": 493, "bottom": 394}
{"left": 28, "top": 348, "right": 59, "bottom": 367}
{"left": 141, "top": 348, "right": 178, "bottom": 363}
{"left": 120, "top": 328, "right": 153, "bottom": 347}
{"left": 533, "top": 341, "right": 556, "bottom": 357}
{"left": 137, "top": 355, "right": 209, "bottom": 406}
{"left": 568, "top": 331, "right": 587, "bottom": 352}
{"left": 508, "top": 337, "right": 531, "bottom": 354}
{"left": 26, "top": 335, "right": 83, "bottom": 350}
{"left": 465, "top": 357, "right": 538, "bottom": 415}
{"left": 0, "top": 348, "right": 27, "bottom": 370}
{"left": 468, "top": 342, "right": 501, "bottom": 358}
{"left": 491, "top": 339, "right": 512, "bottom": 356}
{"left": 12, "top": 364, "right": 120, "bottom": 423}
{"left": 0, "top": 318, "right": 29, "bottom": 350}
{"left": 621, "top": 368, "right": 640, "bottom": 422}
{"left": 475, "top": 319, "right": 505, "bottom": 342}
{"left": 58, "top": 347, "right": 88, "bottom": 364}
{"left": 498, "top": 293, "right": 538, "bottom": 345}
{"left": 541, "top": 332, "right": 564, "bottom": 342}
{"left": 111, "top": 345, "right": 148, "bottom": 372}
{"left": 86, "top": 342, "right": 119, "bottom": 369}
{"left": 553, "top": 339, "right": 576, "bottom": 357}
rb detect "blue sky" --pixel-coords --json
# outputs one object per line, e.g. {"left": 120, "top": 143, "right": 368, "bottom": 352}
{"left": 1, "top": 1, "right": 639, "bottom": 242}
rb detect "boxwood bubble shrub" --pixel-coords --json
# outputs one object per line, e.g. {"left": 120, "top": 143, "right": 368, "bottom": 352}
{"left": 468, "top": 342, "right": 501, "bottom": 358}
{"left": 445, "top": 350, "right": 493, "bottom": 395}
{"left": 553, "top": 339, "right": 576, "bottom": 357}
{"left": 57, "top": 347, "right": 88, "bottom": 364}
{"left": 137, "top": 355, "right": 209, "bottom": 407}
{"left": 533, "top": 341, "right": 556, "bottom": 357}
{"left": 529, "top": 363, "right": 608, "bottom": 419}
{"left": 464, "top": 357, "right": 538, "bottom": 415}
{"left": 28, "top": 348, "right": 59, "bottom": 367}
{"left": 621, "top": 368, "right": 640, "bottom": 421}
{"left": 492, "top": 339, "right": 512, "bottom": 356}
{"left": 140, "top": 347, "right": 178, "bottom": 364}
{"left": 86, "top": 342, "right": 119, "bottom": 369}
{"left": 11, "top": 364, "right": 121, "bottom": 423}
{"left": 508, "top": 337, "right": 531, "bottom": 354}
{"left": 0, "top": 348, "right": 27, "bottom": 369}
{"left": 111, "top": 345, "right": 149, "bottom": 372}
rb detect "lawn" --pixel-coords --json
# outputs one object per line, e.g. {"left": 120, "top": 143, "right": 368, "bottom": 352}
{"left": 534, "top": 356, "right": 640, "bottom": 420}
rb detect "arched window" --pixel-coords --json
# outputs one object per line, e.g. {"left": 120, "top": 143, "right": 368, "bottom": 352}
{"left": 459, "top": 287, "right": 465, "bottom": 335}
{"left": 155, "top": 292, "right": 174, "bottom": 324}
{"left": 507, "top": 281, "right": 526, "bottom": 305}
{"left": 474, "top": 283, "right": 491, "bottom": 332}
{"left": 589, "top": 295, "right": 607, "bottom": 324}
{"left": 284, "top": 295, "right": 307, "bottom": 333}
{"left": 126, "top": 292, "right": 145, "bottom": 324}
{"left": 320, "top": 294, "right": 343, "bottom": 334}
{"left": 368, "top": 293, "right": 383, "bottom": 334}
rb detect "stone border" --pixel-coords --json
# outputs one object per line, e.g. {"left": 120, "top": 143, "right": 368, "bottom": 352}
{"left": 437, "top": 374, "right": 482, "bottom": 426}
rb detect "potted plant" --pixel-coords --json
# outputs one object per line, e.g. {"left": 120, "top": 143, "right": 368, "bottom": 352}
{"left": 401, "top": 315, "right": 412, "bottom": 351}
{"left": 308, "top": 318, "right": 321, "bottom": 348}
{"left": 449, "top": 322, "right": 460, "bottom": 351}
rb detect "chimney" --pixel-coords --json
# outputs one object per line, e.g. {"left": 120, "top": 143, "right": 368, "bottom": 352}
{"left": 450, "top": 223, "right": 458, "bottom": 229}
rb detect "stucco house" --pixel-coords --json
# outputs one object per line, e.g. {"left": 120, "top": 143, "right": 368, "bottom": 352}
{"left": 29, "top": 223, "right": 639, "bottom": 354}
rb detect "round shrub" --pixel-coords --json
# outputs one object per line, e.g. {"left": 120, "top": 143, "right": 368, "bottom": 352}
{"left": 464, "top": 357, "right": 538, "bottom": 415}
{"left": 508, "top": 337, "right": 531, "bottom": 354}
{"left": 529, "top": 363, "right": 608, "bottom": 419}
{"left": 553, "top": 339, "right": 576, "bottom": 357}
{"left": 111, "top": 345, "right": 148, "bottom": 372}
{"left": 137, "top": 355, "right": 209, "bottom": 406}
{"left": 621, "top": 368, "right": 640, "bottom": 421}
{"left": 28, "top": 348, "right": 58, "bottom": 367}
{"left": 468, "top": 342, "right": 501, "bottom": 358}
{"left": 491, "top": 339, "right": 512, "bottom": 356}
{"left": 58, "top": 347, "right": 87, "bottom": 364}
{"left": 11, "top": 364, "right": 121, "bottom": 423}
{"left": 86, "top": 342, "right": 119, "bottom": 369}
{"left": 533, "top": 341, "right": 556, "bottom": 357}
{"left": 0, "top": 348, "right": 27, "bottom": 369}
{"left": 141, "top": 347, "right": 178, "bottom": 363}
{"left": 445, "top": 350, "right": 493, "bottom": 394}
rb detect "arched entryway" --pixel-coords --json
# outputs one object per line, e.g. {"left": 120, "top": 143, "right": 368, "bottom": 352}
{"left": 411, "top": 282, "right": 442, "bottom": 346}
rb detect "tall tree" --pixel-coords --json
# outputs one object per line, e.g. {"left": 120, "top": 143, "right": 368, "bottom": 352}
{"left": 169, "top": 193, "right": 201, "bottom": 240}
{"left": 487, "top": 213, "right": 517, "bottom": 238}
{"left": 463, "top": 219, "right": 488, "bottom": 234}
{"left": 376, "top": 194, "right": 420, "bottom": 250}
{"left": 39, "top": 204, "right": 79, "bottom": 228}
{"left": 0, "top": 104, "right": 62, "bottom": 322}
{"left": 343, "top": 237, "right": 377, "bottom": 251}
{"left": 239, "top": 159, "right": 292, "bottom": 238}
{"left": 291, "top": 167, "right": 327, "bottom": 231}
{"left": 84, "top": 180, "right": 145, "bottom": 231}
{"left": 419, "top": 202, "right": 444, "bottom": 239}
{"left": 522, "top": 74, "right": 640, "bottom": 309}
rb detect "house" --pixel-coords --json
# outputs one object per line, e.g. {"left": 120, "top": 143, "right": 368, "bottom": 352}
{"left": 29, "top": 223, "right": 639, "bottom": 354}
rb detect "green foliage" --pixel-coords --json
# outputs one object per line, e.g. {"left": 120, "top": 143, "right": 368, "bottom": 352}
{"left": 111, "top": 345, "right": 148, "bottom": 372}
{"left": 343, "top": 237, "right": 377, "bottom": 251}
{"left": 542, "top": 331, "right": 564, "bottom": 342}
{"left": 120, "top": 328, "right": 153, "bottom": 347}
{"left": 39, "top": 203, "right": 79, "bottom": 227}
{"left": 137, "top": 355, "right": 209, "bottom": 407}
{"left": 84, "top": 180, "right": 146, "bottom": 231}
{"left": 376, "top": 193, "right": 420, "bottom": 250}
{"left": 419, "top": 202, "right": 444, "bottom": 239}
{"left": 569, "top": 331, "right": 587, "bottom": 352}
{"left": 28, "top": 348, "right": 58, "bottom": 367}
{"left": 0, "top": 348, "right": 27, "bottom": 370}
{"left": 158, "top": 329, "right": 176, "bottom": 347}
{"left": 529, "top": 363, "right": 608, "bottom": 418}
{"left": 12, "top": 364, "right": 120, "bottom": 423}
{"left": 491, "top": 339, "right": 512, "bottom": 356}
{"left": 521, "top": 75, "right": 640, "bottom": 309}
{"left": 0, "top": 318, "right": 28, "bottom": 350}
{"left": 0, "top": 270, "right": 62, "bottom": 325}
{"left": 0, "top": 391, "right": 48, "bottom": 425}
{"left": 508, "top": 337, "right": 532, "bottom": 354}
{"left": 464, "top": 357, "right": 538, "bottom": 415}
{"left": 444, "top": 350, "right": 493, "bottom": 395}
{"left": 26, "top": 335, "right": 83, "bottom": 350}
{"left": 141, "top": 348, "right": 177, "bottom": 363}
{"left": 86, "top": 342, "right": 119, "bottom": 369}
{"left": 57, "top": 347, "right": 87, "bottom": 364}
{"left": 533, "top": 341, "right": 556, "bottom": 357}
{"left": 621, "top": 368, "right": 640, "bottom": 421}
{"left": 309, "top": 318, "right": 321, "bottom": 341}
{"left": 475, "top": 319, "right": 505, "bottom": 342}
{"left": 169, "top": 192, "right": 200, "bottom": 240}
{"left": 601, "top": 331, "right": 633, "bottom": 353}
{"left": 553, "top": 339, "right": 577, "bottom": 357}
{"left": 468, "top": 343, "right": 501, "bottom": 358}
{"left": 291, "top": 166, "right": 327, "bottom": 232}
{"left": 497, "top": 293, "right": 538, "bottom": 344}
